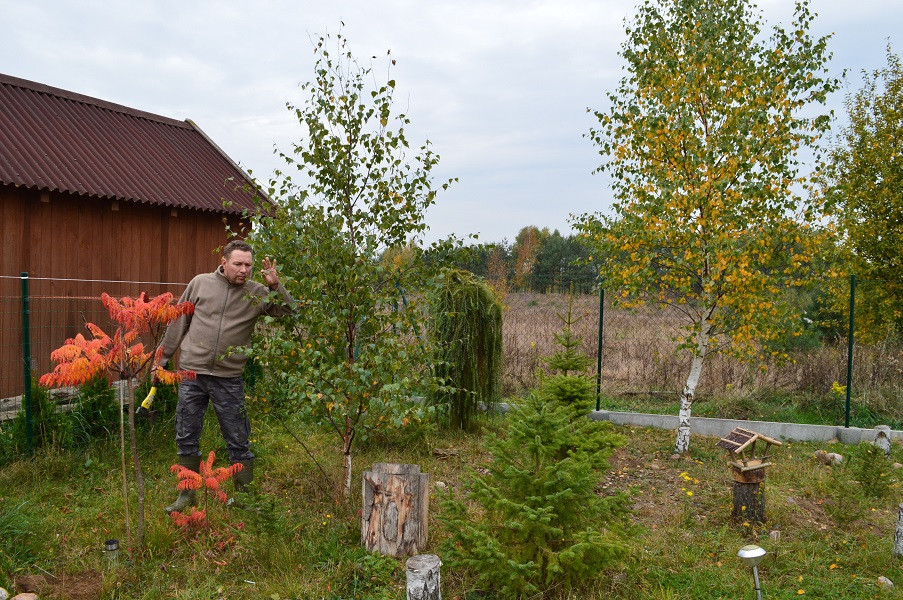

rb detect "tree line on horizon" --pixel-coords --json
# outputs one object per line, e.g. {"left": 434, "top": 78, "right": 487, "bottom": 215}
{"left": 445, "top": 226, "right": 598, "bottom": 295}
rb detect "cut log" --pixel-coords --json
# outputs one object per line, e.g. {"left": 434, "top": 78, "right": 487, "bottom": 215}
{"left": 732, "top": 481, "right": 765, "bottom": 523}
{"left": 406, "top": 553, "right": 441, "bottom": 600}
{"left": 894, "top": 504, "right": 903, "bottom": 558}
{"left": 362, "top": 463, "right": 429, "bottom": 557}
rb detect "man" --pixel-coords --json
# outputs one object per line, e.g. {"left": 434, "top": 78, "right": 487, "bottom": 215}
{"left": 159, "top": 240, "right": 294, "bottom": 514}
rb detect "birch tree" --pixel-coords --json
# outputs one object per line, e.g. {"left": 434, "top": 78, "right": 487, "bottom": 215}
{"left": 249, "top": 32, "right": 454, "bottom": 499}
{"left": 576, "top": 0, "right": 839, "bottom": 453}
{"left": 824, "top": 47, "right": 903, "bottom": 338}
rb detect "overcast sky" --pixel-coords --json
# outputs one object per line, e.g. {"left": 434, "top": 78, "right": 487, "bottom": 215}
{"left": 2, "top": 0, "right": 900, "bottom": 244}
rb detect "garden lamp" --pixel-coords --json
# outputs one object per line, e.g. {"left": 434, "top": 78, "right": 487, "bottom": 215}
{"left": 737, "top": 544, "right": 767, "bottom": 600}
{"left": 104, "top": 539, "right": 119, "bottom": 569}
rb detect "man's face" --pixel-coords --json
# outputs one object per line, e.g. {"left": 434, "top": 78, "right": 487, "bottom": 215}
{"left": 222, "top": 250, "right": 253, "bottom": 285}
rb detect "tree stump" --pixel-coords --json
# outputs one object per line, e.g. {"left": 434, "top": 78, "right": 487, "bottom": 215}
{"left": 362, "top": 463, "right": 429, "bottom": 557}
{"left": 406, "top": 553, "right": 441, "bottom": 600}
{"left": 894, "top": 504, "right": 903, "bottom": 558}
{"left": 732, "top": 481, "right": 766, "bottom": 523}
{"left": 874, "top": 425, "right": 892, "bottom": 456}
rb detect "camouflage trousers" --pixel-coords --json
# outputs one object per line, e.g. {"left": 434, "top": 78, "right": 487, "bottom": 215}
{"left": 175, "top": 374, "right": 254, "bottom": 463}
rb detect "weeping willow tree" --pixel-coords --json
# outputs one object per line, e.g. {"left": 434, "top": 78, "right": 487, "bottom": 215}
{"left": 430, "top": 269, "right": 503, "bottom": 430}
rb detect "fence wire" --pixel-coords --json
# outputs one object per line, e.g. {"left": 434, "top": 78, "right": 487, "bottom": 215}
{"left": 502, "top": 286, "right": 903, "bottom": 404}
{"left": 0, "top": 275, "right": 187, "bottom": 422}
{"left": 3, "top": 275, "right": 902, "bottom": 442}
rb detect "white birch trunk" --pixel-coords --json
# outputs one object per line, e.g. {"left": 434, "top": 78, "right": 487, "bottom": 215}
{"left": 342, "top": 419, "right": 353, "bottom": 500}
{"left": 894, "top": 504, "right": 903, "bottom": 558}
{"left": 406, "top": 554, "right": 441, "bottom": 600}
{"left": 674, "top": 319, "right": 709, "bottom": 454}
{"left": 343, "top": 447, "right": 352, "bottom": 500}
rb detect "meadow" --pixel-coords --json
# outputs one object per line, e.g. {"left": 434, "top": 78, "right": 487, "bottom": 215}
{"left": 503, "top": 292, "right": 903, "bottom": 429}
{"left": 3, "top": 409, "right": 903, "bottom": 599}
{"left": 3, "top": 291, "right": 903, "bottom": 599}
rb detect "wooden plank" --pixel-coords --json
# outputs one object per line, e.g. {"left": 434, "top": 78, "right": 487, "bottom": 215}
{"left": 716, "top": 427, "right": 756, "bottom": 452}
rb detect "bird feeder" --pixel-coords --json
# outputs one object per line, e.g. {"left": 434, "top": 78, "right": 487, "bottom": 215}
{"left": 716, "top": 427, "right": 782, "bottom": 522}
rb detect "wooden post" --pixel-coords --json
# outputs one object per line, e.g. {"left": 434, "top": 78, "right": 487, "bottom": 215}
{"left": 406, "top": 554, "right": 441, "bottom": 600}
{"left": 718, "top": 428, "right": 780, "bottom": 524}
{"left": 894, "top": 504, "right": 903, "bottom": 558}
{"left": 362, "top": 463, "right": 429, "bottom": 557}
{"left": 732, "top": 481, "right": 766, "bottom": 523}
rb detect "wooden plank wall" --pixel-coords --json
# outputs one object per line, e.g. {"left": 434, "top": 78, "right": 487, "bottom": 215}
{"left": 0, "top": 184, "right": 245, "bottom": 399}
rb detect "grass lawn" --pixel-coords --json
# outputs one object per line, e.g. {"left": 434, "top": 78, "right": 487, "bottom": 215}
{"left": 2, "top": 408, "right": 903, "bottom": 599}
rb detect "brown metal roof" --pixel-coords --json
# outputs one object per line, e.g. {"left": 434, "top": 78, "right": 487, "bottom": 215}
{"left": 0, "top": 72, "right": 262, "bottom": 214}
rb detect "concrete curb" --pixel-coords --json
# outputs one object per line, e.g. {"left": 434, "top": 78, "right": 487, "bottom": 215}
{"left": 588, "top": 410, "right": 903, "bottom": 445}
{"left": 490, "top": 402, "right": 900, "bottom": 445}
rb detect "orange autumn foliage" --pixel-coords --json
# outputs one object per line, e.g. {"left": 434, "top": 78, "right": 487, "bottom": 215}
{"left": 169, "top": 507, "right": 208, "bottom": 530}
{"left": 170, "top": 451, "right": 243, "bottom": 505}
{"left": 169, "top": 451, "right": 243, "bottom": 530}
{"left": 40, "top": 292, "right": 195, "bottom": 387}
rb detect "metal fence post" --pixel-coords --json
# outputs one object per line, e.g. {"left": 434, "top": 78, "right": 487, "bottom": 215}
{"left": 596, "top": 286, "right": 604, "bottom": 411}
{"left": 21, "top": 271, "right": 34, "bottom": 454}
{"left": 845, "top": 274, "right": 855, "bottom": 428}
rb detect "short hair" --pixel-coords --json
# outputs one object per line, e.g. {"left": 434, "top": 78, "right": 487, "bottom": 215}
{"left": 223, "top": 240, "right": 253, "bottom": 259}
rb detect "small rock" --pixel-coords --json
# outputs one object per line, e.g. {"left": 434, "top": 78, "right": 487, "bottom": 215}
{"left": 0, "top": 586, "right": 9, "bottom": 600}
{"left": 669, "top": 453, "right": 681, "bottom": 461}
{"left": 814, "top": 449, "right": 843, "bottom": 465}
{"left": 893, "top": 463, "right": 903, "bottom": 469}
{"left": 877, "top": 575, "right": 894, "bottom": 589}
{"left": 11, "top": 594, "right": 39, "bottom": 600}
{"left": 434, "top": 481, "right": 447, "bottom": 491}
{"left": 769, "top": 530, "right": 780, "bottom": 543}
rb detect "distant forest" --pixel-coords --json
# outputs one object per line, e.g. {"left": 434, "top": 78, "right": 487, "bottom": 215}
{"left": 447, "top": 226, "right": 596, "bottom": 294}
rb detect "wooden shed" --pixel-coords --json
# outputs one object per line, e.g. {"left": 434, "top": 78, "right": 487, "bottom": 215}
{"left": 0, "top": 72, "right": 262, "bottom": 400}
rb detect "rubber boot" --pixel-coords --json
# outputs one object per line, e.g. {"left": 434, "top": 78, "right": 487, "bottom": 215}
{"left": 227, "top": 459, "right": 254, "bottom": 508}
{"left": 233, "top": 459, "right": 254, "bottom": 493}
{"left": 165, "top": 455, "right": 201, "bottom": 515}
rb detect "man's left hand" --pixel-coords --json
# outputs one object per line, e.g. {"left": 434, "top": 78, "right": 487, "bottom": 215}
{"left": 261, "top": 257, "right": 280, "bottom": 289}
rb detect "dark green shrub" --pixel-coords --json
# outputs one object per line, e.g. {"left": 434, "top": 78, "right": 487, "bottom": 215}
{"left": 136, "top": 379, "right": 178, "bottom": 415}
{"left": 2, "top": 380, "right": 70, "bottom": 457}
{"left": 824, "top": 463, "right": 865, "bottom": 525}
{"left": 69, "top": 372, "right": 118, "bottom": 445}
{"left": 851, "top": 442, "right": 895, "bottom": 498}
{"left": 441, "top": 293, "right": 630, "bottom": 597}
{"left": 430, "top": 268, "right": 503, "bottom": 430}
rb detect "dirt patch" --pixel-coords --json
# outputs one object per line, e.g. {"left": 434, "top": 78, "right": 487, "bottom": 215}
{"left": 14, "top": 570, "right": 102, "bottom": 600}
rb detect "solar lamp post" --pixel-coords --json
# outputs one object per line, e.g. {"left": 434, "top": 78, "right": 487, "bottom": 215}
{"left": 737, "top": 544, "right": 767, "bottom": 600}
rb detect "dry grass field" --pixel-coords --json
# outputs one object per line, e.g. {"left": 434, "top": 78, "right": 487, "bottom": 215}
{"left": 502, "top": 292, "right": 903, "bottom": 410}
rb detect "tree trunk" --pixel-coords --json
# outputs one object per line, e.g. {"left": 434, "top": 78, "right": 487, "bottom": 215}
{"left": 732, "top": 481, "right": 765, "bottom": 523}
{"left": 118, "top": 377, "right": 131, "bottom": 547}
{"left": 343, "top": 425, "right": 353, "bottom": 500}
{"left": 675, "top": 320, "right": 708, "bottom": 454}
{"left": 894, "top": 504, "right": 903, "bottom": 558}
{"left": 126, "top": 379, "right": 145, "bottom": 549}
{"left": 362, "top": 463, "right": 429, "bottom": 557}
{"left": 406, "top": 554, "right": 441, "bottom": 600}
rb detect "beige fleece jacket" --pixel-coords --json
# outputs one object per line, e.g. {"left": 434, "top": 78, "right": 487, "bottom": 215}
{"left": 160, "top": 266, "right": 294, "bottom": 377}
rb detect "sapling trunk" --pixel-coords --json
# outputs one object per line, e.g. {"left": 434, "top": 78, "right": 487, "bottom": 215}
{"left": 118, "top": 377, "right": 131, "bottom": 547}
{"left": 343, "top": 421, "right": 353, "bottom": 500}
{"left": 126, "top": 378, "right": 146, "bottom": 548}
{"left": 674, "top": 319, "right": 709, "bottom": 454}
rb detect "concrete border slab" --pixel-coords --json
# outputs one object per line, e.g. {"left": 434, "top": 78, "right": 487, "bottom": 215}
{"left": 589, "top": 410, "right": 902, "bottom": 445}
